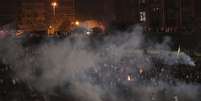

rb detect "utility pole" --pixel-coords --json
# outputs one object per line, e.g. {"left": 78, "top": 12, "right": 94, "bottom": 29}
{"left": 51, "top": 2, "right": 57, "bottom": 16}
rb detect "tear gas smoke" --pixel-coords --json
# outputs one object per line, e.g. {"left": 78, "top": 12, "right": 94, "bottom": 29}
{"left": 0, "top": 25, "right": 200, "bottom": 101}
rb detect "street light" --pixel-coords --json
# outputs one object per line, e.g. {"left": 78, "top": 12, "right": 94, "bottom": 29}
{"left": 51, "top": 2, "right": 57, "bottom": 16}
{"left": 75, "top": 20, "right": 80, "bottom": 26}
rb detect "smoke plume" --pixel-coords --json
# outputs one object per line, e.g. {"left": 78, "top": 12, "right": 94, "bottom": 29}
{"left": 0, "top": 25, "right": 200, "bottom": 101}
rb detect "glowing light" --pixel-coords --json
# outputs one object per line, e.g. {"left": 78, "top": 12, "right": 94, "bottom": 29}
{"left": 128, "top": 75, "right": 132, "bottom": 81}
{"left": 51, "top": 2, "right": 57, "bottom": 7}
{"left": 51, "top": 2, "right": 57, "bottom": 16}
{"left": 16, "top": 30, "right": 24, "bottom": 37}
{"left": 128, "top": 76, "right": 131, "bottom": 81}
{"left": 75, "top": 21, "right": 80, "bottom": 26}
{"left": 139, "top": 68, "right": 144, "bottom": 75}
{"left": 86, "top": 31, "right": 91, "bottom": 35}
{"left": 81, "top": 20, "right": 105, "bottom": 31}
{"left": 49, "top": 25, "right": 52, "bottom": 28}
{"left": 48, "top": 25, "right": 55, "bottom": 36}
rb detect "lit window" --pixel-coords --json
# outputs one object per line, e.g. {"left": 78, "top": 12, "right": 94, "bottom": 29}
{"left": 140, "top": 11, "right": 146, "bottom": 22}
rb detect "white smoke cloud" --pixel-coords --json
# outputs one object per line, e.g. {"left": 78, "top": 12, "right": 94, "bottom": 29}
{"left": 0, "top": 25, "right": 199, "bottom": 101}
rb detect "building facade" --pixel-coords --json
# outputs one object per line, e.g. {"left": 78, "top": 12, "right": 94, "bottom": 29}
{"left": 114, "top": 0, "right": 201, "bottom": 32}
{"left": 17, "top": 0, "right": 47, "bottom": 32}
{"left": 17, "top": 0, "right": 75, "bottom": 32}
{"left": 17, "top": 0, "right": 201, "bottom": 32}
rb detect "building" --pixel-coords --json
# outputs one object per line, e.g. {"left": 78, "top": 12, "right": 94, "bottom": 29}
{"left": 17, "top": 0, "right": 76, "bottom": 32}
{"left": 16, "top": 0, "right": 201, "bottom": 33}
{"left": 50, "top": 0, "right": 76, "bottom": 31}
{"left": 17, "top": 0, "right": 47, "bottom": 32}
{"left": 114, "top": 0, "right": 201, "bottom": 32}
{"left": 114, "top": 0, "right": 139, "bottom": 25}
